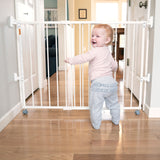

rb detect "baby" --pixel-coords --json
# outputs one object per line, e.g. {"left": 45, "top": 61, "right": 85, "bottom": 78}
{"left": 65, "top": 24, "right": 120, "bottom": 129}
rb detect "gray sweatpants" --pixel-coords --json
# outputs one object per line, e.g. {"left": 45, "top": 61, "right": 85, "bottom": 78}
{"left": 89, "top": 76, "right": 120, "bottom": 129}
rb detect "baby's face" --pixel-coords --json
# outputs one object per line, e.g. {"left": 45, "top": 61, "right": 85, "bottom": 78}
{"left": 91, "top": 28, "right": 107, "bottom": 47}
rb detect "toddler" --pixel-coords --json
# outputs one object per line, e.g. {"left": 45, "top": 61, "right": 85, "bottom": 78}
{"left": 64, "top": 24, "right": 120, "bottom": 129}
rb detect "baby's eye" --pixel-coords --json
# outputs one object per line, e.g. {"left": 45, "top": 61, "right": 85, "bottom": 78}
{"left": 96, "top": 35, "right": 100, "bottom": 38}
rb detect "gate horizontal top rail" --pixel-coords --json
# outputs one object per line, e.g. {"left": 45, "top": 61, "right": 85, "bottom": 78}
{"left": 9, "top": 16, "right": 150, "bottom": 26}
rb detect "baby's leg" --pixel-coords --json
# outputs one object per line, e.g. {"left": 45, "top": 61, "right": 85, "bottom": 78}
{"left": 89, "top": 90, "right": 104, "bottom": 129}
{"left": 105, "top": 93, "right": 120, "bottom": 125}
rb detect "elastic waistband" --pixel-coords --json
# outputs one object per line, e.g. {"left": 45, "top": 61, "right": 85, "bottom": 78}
{"left": 91, "top": 76, "right": 115, "bottom": 84}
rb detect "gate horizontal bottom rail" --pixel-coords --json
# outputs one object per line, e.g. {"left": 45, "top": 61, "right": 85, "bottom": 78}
{"left": 23, "top": 106, "right": 140, "bottom": 110}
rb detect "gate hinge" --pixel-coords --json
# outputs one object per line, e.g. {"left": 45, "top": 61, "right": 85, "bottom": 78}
{"left": 14, "top": 73, "right": 23, "bottom": 81}
{"left": 143, "top": 73, "right": 151, "bottom": 82}
{"left": 137, "top": 73, "right": 151, "bottom": 82}
{"left": 147, "top": 16, "right": 153, "bottom": 28}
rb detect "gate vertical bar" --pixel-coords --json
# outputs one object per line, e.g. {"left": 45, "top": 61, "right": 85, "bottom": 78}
{"left": 55, "top": 24, "right": 59, "bottom": 107}
{"left": 142, "top": 0, "right": 151, "bottom": 111}
{"left": 88, "top": 24, "right": 91, "bottom": 106}
{"left": 70, "top": 24, "right": 73, "bottom": 107}
{"left": 82, "top": 24, "right": 84, "bottom": 106}
{"left": 65, "top": 24, "right": 68, "bottom": 107}
{"left": 37, "top": 23, "right": 43, "bottom": 107}
{"left": 138, "top": 24, "right": 146, "bottom": 109}
{"left": 46, "top": 24, "right": 51, "bottom": 106}
{"left": 29, "top": 24, "right": 35, "bottom": 106}
{"left": 73, "top": 24, "right": 76, "bottom": 107}
{"left": 130, "top": 24, "right": 136, "bottom": 107}
{"left": 79, "top": 23, "right": 82, "bottom": 107}
{"left": 143, "top": 26, "right": 150, "bottom": 110}
{"left": 123, "top": 24, "right": 126, "bottom": 107}
{"left": 17, "top": 25, "right": 26, "bottom": 108}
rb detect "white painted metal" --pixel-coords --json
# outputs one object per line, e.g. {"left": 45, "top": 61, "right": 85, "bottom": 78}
{"left": 72, "top": 25, "right": 75, "bottom": 107}
{"left": 25, "top": 106, "right": 89, "bottom": 110}
{"left": 79, "top": 24, "right": 82, "bottom": 107}
{"left": 130, "top": 24, "right": 136, "bottom": 107}
{"left": 55, "top": 24, "right": 59, "bottom": 106}
{"left": 24, "top": 106, "right": 140, "bottom": 110}
{"left": 123, "top": 25, "right": 126, "bottom": 107}
{"left": 13, "top": 20, "right": 148, "bottom": 25}
{"left": 142, "top": 0, "right": 152, "bottom": 111}
{"left": 13, "top": 19, "right": 150, "bottom": 111}
{"left": 88, "top": 24, "right": 91, "bottom": 105}
{"left": 138, "top": 25, "right": 146, "bottom": 110}
{"left": 65, "top": 24, "right": 68, "bottom": 107}
{"left": 82, "top": 24, "right": 84, "bottom": 107}
{"left": 46, "top": 25, "right": 51, "bottom": 106}
{"left": 73, "top": 24, "right": 76, "bottom": 107}
{"left": 16, "top": 25, "right": 26, "bottom": 108}
{"left": 29, "top": 27, "right": 35, "bottom": 106}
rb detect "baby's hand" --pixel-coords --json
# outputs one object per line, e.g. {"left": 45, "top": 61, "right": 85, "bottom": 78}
{"left": 64, "top": 58, "right": 70, "bottom": 63}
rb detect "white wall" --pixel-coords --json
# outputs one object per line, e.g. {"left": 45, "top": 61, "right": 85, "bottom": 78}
{"left": 146, "top": 0, "right": 160, "bottom": 117}
{"left": 0, "top": 0, "right": 21, "bottom": 130}
{"left": 0, "top": 0, "right": 45, "bottom": 132}
{"left": 150, "top": 0, "right": 160, "bottom": 107}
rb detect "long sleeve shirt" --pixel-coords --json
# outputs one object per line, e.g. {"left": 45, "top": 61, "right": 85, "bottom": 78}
{"left": 67, "top": 47, "right": 117, "bottom": 81}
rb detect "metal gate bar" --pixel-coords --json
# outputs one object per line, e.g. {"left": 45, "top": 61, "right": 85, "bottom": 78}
{"left": 14, "top": 20, "right": 151, "bottom": 111}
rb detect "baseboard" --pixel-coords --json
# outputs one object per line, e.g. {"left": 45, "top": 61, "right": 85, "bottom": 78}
{"left": 0, "top": 102, "right": 22, "bottom": 132}
{"left": 144, "top": 104, "right": 160, "bottom": 118}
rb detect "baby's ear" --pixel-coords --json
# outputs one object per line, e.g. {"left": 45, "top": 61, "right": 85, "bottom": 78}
{"left": 105, "top": 37, "right": 111, "bottom": 44}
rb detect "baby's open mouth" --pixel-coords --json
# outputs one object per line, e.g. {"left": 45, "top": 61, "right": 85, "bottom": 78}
{"left": 92, "top": 41, "right": 97, "bottom": 44}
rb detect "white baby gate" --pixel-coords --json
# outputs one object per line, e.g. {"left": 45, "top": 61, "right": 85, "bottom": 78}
{"left": 10, "top": 14, "right": 153, "bottom": 113}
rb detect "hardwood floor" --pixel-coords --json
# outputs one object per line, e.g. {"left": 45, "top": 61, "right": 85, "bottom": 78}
{"left": 1, "top": 61, "right": 160, "bottom": 160}
{"left": 0, "top": 109, "right": 160, "bottom": 160}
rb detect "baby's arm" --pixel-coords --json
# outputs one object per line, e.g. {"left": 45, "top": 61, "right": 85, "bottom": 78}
{"left": 110, "top": 53, "right": 118, "bottom": 72}
{"left": 64, "top": 50, "right": 95, "bottom": 65}
{"left": 64, "top": 58, "right": 70, "bottom": 63}
{"left": 112, "top": 60, "right": 118, "bottom": 72}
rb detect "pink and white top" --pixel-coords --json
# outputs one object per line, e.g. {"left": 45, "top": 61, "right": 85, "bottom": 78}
{"left": 67, "top": 47, "right": 117, "bottom": 81}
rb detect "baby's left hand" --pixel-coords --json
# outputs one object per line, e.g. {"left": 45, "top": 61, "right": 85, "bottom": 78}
{"left": 64, "top": 58, "right": 70, "bottom": 63}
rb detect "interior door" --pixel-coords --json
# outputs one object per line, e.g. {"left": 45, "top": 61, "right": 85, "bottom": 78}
{"left": 15, "top": 0, "right": 39, "bottom": 99}
{"left": 126, "top": 0, "right": 148, "bottom": 101}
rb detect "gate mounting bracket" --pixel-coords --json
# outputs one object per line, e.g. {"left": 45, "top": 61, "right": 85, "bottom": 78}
{"left": 8, "top": 16, "right": 17, "bottom": 28}
{"left": 147, "top": 16, "right": 153, "bottom": 28}
{"left": 143, "top": 73, "right": 151, "bottom": 82}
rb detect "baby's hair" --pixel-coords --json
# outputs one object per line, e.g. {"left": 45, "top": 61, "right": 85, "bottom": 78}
{"left": 93, "top": 24, "right": 113, "bottom": 45}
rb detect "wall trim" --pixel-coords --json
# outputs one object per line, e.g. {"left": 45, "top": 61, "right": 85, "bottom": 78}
{"left": 0, "top": 102, "right": 22, "bottom": 132}
{"left": 144, "top": 104, "right": 160, "bottom": 118}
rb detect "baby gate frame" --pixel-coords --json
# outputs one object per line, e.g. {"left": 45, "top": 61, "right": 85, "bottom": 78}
{"left": 10, "top": 6, "right": 153, "bottom": 113}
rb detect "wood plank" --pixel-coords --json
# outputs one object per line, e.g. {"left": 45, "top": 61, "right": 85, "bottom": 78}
{"left": 73, "top": 154, "right": 160, "bottom": 160}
